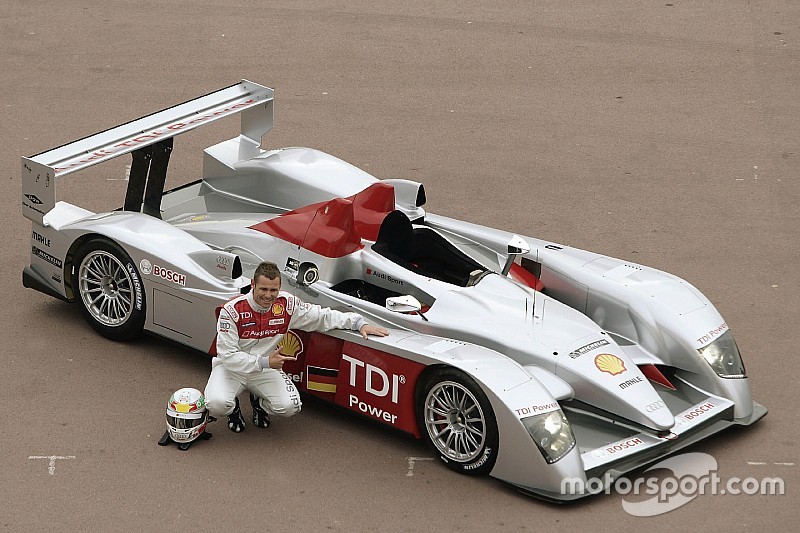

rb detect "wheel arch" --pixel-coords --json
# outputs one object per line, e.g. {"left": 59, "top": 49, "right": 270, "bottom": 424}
{"left": 61, "top": 211, "right": 245, "bottom": 294}
{"left": 413, "top": 362, "right": 501, "bottom": 475}
{"left": 70, "top": 234, "right": 149, "bottom": 341}
{"left": 412, "top": 363, "right": 452, "bottom": 412}
{"left": 63, "top": 232, "right": 109, "bottom": 301}
{"left": 411, "top": 355, "right": 584, "bottom": 489}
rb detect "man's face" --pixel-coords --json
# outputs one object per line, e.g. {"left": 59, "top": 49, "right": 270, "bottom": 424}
{"left": 252, "top": 275, "right": 281, "bottom": 309}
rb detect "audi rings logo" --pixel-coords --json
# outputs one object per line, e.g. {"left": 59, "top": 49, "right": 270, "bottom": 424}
{"left": 139, "top": 259, "right": 153, "bottom": 275}
{"left": 216, "top": 255, "right": 230, "bottom": 271}
{"left": 645, "top": 401, "right": 666, "bottom": 413}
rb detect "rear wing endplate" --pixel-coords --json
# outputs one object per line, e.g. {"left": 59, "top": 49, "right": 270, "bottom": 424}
{"left": 21, "top": 80, "right": 274, "bottom": 224}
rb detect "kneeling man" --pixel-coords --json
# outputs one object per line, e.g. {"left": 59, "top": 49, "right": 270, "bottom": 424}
{"left": 205, "top": 261, "right": 388, "bottom": 432}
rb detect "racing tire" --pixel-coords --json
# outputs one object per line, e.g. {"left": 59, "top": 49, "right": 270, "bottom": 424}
{"left": 416, "top": 368, "right": 499, "bottom": 476}
{"left": 72, "top": 238, "right": 146, "bottom": 341}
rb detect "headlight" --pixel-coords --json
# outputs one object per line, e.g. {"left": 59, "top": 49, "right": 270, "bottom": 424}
{"left": 521, "top": 410, "right": 576, "bottom": 464}
{"left": 698, "top": 330, "right": 747, "bottom": 378}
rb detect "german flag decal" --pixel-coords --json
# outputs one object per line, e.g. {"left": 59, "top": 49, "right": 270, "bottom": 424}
{"left": 307, "top": 366, "right": 338, "bottom": 393}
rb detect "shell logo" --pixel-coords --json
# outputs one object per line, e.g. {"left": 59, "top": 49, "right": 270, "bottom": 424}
{"left": 277, "top": 331, "right": 304, "bottom": 358}
{"left": 272, "top": 303, "right": 285, "bottom": 316}
{"left": 594, "top": 353, "right": 626, "bottom": 376}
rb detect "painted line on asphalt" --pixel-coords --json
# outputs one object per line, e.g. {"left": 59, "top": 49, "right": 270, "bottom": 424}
{"left": 406, "top": 456, "right": 434, "bottom": 477}
{"left": 29, "top": 455, "right": 75, "bottom": 475}
{"left": 107, "top": 165, "right": 130, "bottom": 181}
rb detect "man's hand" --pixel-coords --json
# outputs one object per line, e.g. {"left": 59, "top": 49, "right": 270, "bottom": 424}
{"left": 359, "top": 324, "right": 389, "bottom": 340}
{"left": 259, "top": 347, "right": 296, "bottom": 370}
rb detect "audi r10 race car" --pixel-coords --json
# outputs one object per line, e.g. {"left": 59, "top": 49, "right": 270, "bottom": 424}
{"left": 21, "top": 80, "right": 766, "bottom": 500}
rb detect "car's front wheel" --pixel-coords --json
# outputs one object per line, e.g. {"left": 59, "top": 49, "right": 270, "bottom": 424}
{"left": 72, "top": 238, "right": 146, "bottom": 341}
{"left": 417, "top": 368, "right": 499, "bottom": 475}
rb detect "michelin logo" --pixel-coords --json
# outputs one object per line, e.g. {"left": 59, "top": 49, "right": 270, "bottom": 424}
{"left": 569, "top": 339, "right": 610, "bottom": 359}
{"left": 32, "top": 246, "right": 63, "bottom": 268}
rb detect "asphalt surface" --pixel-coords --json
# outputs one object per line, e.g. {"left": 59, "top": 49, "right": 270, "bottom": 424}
{"left": 1, "top": 1, "right": 797, "bottom": 531}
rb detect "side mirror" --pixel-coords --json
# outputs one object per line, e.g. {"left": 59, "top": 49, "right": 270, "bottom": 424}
{"left": 507, "top": 234, "right": 531, "bottom": 255}
{"left": 501, "top": 234, "right": 531, "bottom": 276}
{"left": 386, "top": 295, "right": 429, "bottom": 321}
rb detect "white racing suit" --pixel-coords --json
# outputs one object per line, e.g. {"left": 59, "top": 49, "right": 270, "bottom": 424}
{"left": 204, "top": 290, "right": 365, "bottom": 418}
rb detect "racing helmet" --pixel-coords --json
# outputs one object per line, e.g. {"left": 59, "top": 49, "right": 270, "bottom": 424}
{"left": 165, "top": 388, "right": 208, "bottom": 443}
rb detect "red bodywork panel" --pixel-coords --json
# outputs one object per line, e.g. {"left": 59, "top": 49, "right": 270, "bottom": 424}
{"left": 639, "top": 364, "right": 677, "bottom": 390}
{"left": 249, "top": 197, "right": 363, "bottom": 258}
{"left": 347, "top": 182, "right": 395, "bottom": 242}
{"left": 509, "top": 262, "right": 544, "bottom": 291}
{"left": 282, "top": 331, "right": 426, "bottom": 437}
{"left": 249, "top": 183, "right": 395, "bottom": 258}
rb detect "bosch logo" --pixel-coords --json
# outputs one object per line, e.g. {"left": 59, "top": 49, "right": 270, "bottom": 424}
{"left": 684, "top": 402, "right": 715, "bottom": 421}
{"left": 152, "top": 264, "right": 186, "bottom": 286}
{"left": 605, "top": 437, "right": 644, "bottom": 454}
{"left": 139, "top": 259, "right": 152, "bottom": 274}
{"left": 645, "top": 401, "right": 666, "bottom": 413}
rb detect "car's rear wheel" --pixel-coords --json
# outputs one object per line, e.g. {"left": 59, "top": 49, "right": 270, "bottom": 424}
{"left": 417, "top": 368, "right": 499, "bottom": 475}
{"left": 73, "top": 238, "right": 146, "bottom": 341}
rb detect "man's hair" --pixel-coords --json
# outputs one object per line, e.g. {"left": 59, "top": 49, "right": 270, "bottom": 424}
{"left": 253, "top": 261, "right": 281, "bottom": 283}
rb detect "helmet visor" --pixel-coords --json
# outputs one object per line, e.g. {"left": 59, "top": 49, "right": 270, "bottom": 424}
{"left": 167, "top": 410, "right": 207, "bottom": 430}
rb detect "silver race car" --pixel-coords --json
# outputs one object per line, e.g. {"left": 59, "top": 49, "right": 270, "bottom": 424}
{"left": 22, "top": 80, "right": 766, "bottom": 500}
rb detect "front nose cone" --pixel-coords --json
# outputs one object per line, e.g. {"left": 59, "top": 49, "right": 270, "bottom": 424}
{"left": 635, "top": 398, "right": 675, "bottom": 431}
{"left": 557, "top": 348, "right": 675, "bottom": 431}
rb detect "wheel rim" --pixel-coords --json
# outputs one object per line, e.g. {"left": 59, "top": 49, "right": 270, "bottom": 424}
{"left": 423, "top": 380, "right": 487, "bottom": 462}
{"left": 78, "top": 251, "right": 134, "bottom": 327}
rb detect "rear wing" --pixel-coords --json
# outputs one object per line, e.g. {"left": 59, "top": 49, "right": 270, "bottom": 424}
{"left": 21, "top": 80, "right": 274, "bottom": 224}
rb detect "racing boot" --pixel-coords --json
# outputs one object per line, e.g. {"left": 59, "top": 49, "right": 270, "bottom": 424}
{"left": 227, "top": 397, "right": 245, "bottom": 433}
{"left": 250, "top": 392, "right": 271, "bottom": 429}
